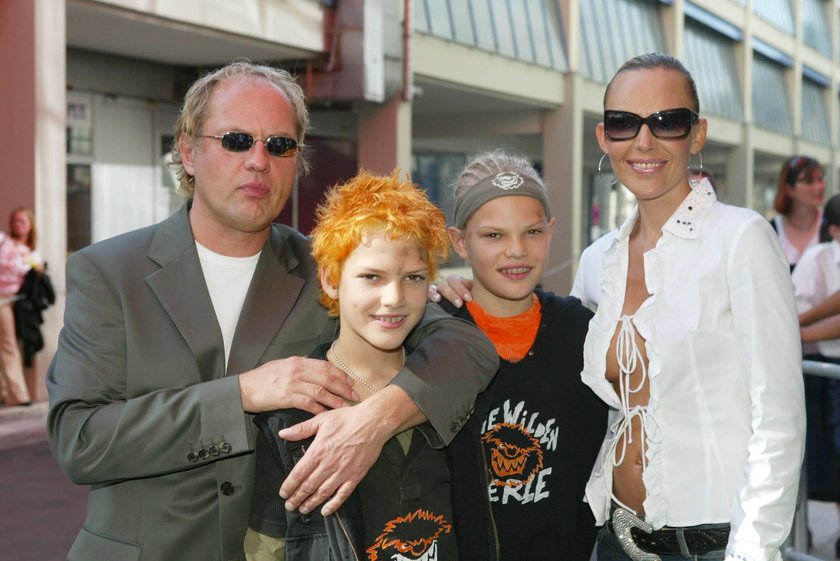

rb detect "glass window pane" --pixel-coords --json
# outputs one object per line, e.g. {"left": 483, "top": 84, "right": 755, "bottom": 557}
{"left": 683, "top": 21, "right": 743, "bottom": 121}
{"left": 752, "top": 0, "right": 794, "bottom": 34}
{"left": 471, "top": 0, "right": 497, "bottom": 52}
{"left": 541, "top": 0, "right": 568, "bottom": 70}
{"left": 509, "top": 0, "right": 534, "bottom": 63}
{"left": 425, "top": 0, "right": 453, "bottom": 39}
{"left": 527, "top": 0, "right": 551, "bottom": 67}
{"left": 450, "top": 1, "right": 476, "bottom": 44}
{"left": 579, "top": 0, "right": 664, "bottom": 84}
{"left": 67, "top": 164, "right": 92, "bottom": 251}
{"left": 414, "top": 0, "right": 565, "bottom": 69}
{"left": 411, "top": 152, "right": 468, "bottom": 225}
{"left": 490, "top": 0, "right": 516, "bottom": 57}
{"left": 801, "top": 79, "right": 830, "bottom": 144}
{"left": 414, "top": 0, "right": 430, "bottom": 33}
{"left": 802, "top": 0, "right": 831, "bottom": 56}
{"left": 751, "top": 53, "right": 793, "bottom": 135}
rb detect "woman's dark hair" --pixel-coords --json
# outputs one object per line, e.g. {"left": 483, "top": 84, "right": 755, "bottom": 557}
{"left": 820, "top": 194, "right": 840, "bottom": 243}
{"left": 604, "top": 53, "right": 700, "bottom": 113}
{"left": 775, "top": 155, "right": 823, "bottom": 216}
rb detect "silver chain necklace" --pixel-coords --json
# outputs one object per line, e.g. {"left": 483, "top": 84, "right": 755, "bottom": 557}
{"left": 328, "top": 342, "right": 405, "bottom": 394}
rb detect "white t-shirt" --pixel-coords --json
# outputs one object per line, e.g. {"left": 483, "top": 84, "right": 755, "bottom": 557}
{"left": 196, "top": 241, "right": 260, "bottom": 367}
{"left": 792, "top": 240, "right": 840, "bottom": 358}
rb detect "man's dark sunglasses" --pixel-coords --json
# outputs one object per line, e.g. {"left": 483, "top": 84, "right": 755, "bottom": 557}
{"left": 200, "top": 131, "right": 303, "bottom": 158}
{"left": 603, "top": 108, "right": 699, "bottom": 141}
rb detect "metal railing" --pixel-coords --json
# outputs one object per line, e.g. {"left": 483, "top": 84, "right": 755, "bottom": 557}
{"left": 782, "top": 360, "right": 840, "bottom": 561}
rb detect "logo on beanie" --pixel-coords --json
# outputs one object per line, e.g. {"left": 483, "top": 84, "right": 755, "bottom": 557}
{"left": 491, "top": 172, "right": 524, "bottom": 190}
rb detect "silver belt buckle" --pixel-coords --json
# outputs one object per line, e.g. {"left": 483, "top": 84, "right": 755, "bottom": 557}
{"left": 611, "top": 506, "right": 662, "bottom": 561}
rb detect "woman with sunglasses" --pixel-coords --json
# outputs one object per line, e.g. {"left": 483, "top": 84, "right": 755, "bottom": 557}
{"left": 572, "top": 53, "right": 804, "bottom": 561}
{"left": 771, "top": 156, "right": 825, "bottom": 271}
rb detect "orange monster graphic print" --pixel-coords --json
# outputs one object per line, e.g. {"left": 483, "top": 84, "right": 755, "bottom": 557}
{"left": 480, "top": 398, "right": 560, "bottom": 505}
{"left": 366, "top": 509, "right": 452, "bottom": 561}
{"left": 481, "top": 422, "right": 545, "bottom": 486}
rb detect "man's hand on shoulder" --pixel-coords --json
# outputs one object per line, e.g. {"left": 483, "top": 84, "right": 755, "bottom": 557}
{"left": 238, "top": 357, "right": 358, "bottom": 414}
{"left": 278, "top": 385, "right": 423, "bottom": 516}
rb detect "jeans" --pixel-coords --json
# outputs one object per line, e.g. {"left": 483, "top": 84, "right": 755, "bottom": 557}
{"left": 596, "top": 526, "right": 725, "bottom": 561}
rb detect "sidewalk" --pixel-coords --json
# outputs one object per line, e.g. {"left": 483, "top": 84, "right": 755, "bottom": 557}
{"left": 0, "top": 402, "right": 838, "bottom": 560}
{"left": 0, "top": 401, "right": 87, "bottom": 561}
{"left": 0, "top": 400, "right": 48, "bottom": 450}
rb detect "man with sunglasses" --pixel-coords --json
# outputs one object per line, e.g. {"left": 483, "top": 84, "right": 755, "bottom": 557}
{"left": 46, "top": 60, "right": 497, "bottom": 561}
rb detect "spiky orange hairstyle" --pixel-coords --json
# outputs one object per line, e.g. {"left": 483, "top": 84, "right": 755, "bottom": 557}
{"left": 311, "top": 169, "right": 449, "bottom": 317}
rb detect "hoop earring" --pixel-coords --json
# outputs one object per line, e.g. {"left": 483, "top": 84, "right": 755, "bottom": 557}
{"left": 688, "top": 152, "right": 704, "bottom": 188}
{"left": 598, "top": 154, "right": 618, "bottom": 186}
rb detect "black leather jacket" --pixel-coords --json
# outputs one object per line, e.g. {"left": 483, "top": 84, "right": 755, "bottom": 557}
{"left": 253, "top": 394, "right": 498, "bottom": 561}
{"left": 254, "top": 408, "right": 365, "bottom": 560}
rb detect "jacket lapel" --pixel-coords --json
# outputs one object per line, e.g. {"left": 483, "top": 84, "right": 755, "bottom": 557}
{"left": 226, "top": 226, "right": 305, "bottom": 376}
{"left": 145, "top": 205, "right": 226, "bottom": 382}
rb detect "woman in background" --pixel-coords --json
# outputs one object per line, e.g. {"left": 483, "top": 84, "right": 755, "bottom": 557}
{"left": 771, "top": 155, "right": 825, "bottom": 271}
{"left": 792, "top": 194, "right": 840, "bottom": 558}
{"left": 0, "top": 207, "right": 38, "bottom": 406}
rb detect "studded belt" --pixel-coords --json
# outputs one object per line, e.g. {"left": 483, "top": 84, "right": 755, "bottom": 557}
{"left": 607, "top": 507, "right": 730, "bottom": 557}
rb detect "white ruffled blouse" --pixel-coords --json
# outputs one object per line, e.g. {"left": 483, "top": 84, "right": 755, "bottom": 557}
{"left": 571, "top": 180, "right": 805, "bottom": 561}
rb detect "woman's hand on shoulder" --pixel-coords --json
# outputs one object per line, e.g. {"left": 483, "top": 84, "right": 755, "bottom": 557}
{"left": 428, "top": 274, "right": 474, "bottom": 308}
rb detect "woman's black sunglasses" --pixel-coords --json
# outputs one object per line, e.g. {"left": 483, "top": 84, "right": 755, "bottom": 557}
{"left": 200, "top": 131, "right": 303, "bottom": 158}
{"left": 603, "top": 108, "right": 699, "bottom": 141}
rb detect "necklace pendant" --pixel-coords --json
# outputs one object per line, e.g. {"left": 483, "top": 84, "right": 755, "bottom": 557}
{"left": 328, "top": 343, "right": 407, "bottom": 394}
{"left": 329, "top": 342, "right": 379, "bottom": 393}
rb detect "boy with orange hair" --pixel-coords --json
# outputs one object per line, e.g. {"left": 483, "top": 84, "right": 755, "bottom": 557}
{"left": 248, "top": 170, "right": 494, "bottom": 560}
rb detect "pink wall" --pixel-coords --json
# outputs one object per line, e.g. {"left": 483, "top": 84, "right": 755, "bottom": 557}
{"left": 0, "top": 1, "right": 37, "bottom": 222}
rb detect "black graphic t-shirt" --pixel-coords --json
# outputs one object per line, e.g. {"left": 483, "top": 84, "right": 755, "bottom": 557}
{"left": 453, "top": 290, "right": 608, "bottom": 561}
{"left": 358, "top": 429, "right": 458, "bottom": 561}
{"left": 249, "top": 344, "right": 464, "bottom": 561}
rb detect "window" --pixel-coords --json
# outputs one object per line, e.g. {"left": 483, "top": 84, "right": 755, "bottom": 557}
{"left": 751, "top": 53, "right": 793, "bottom": 135}
{"left": 802, "top": 0, "right": 831, "bottom": 56}
{"left": 580, "top": 0, "right": 665, "bottom": 84}
{"left": 752, "top": 0, "right": 794, "bottom": 34}
{"left": 801, "top": 77, "right": 830, "bottom": 144}
{"left": 414, "top": 0, "right": 566, "bottom": 69}
{"left": 683, "top": 21, "right": 743, "bottom": 121}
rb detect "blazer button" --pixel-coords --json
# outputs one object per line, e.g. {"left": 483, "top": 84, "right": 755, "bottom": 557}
{"left": 187, "top": 451, "right": 198, "bottom": 463}
{"left": 198, "top": 448, "right": 208, "bottom": 460}
{"left": 220, "top": 482, "right": 234, "bottom": 496}
{"left": 209, "top": 445, "right": 220, "bottom": 456}
{"left": 220, "top": 442, "right": 232, "bottom": 454}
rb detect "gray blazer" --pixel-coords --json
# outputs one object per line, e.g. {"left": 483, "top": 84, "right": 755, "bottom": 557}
{"left": 47, "top": 205, "right": 497, "bottom": 561}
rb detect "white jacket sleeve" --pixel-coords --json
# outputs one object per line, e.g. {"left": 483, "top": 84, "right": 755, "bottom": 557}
{"left": 724, "top": 217, "right": 805, "bottom": 561}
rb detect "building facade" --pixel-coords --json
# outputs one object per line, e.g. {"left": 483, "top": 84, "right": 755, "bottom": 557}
{"left": 2, "top": 0, "right": 839, "bottom": 397}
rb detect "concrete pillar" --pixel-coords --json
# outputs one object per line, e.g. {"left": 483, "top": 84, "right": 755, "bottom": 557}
{"left": 542, "top": 75, "right": 584, "bottom": 294}
{"left": 727, "top": 132, "right": 753, "bottom": 208}
{"left": 0, "top": 0, "right": 67, "bottom": 401}
{"left": 357, "top": 95, "right": 412, "bottom": 175}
